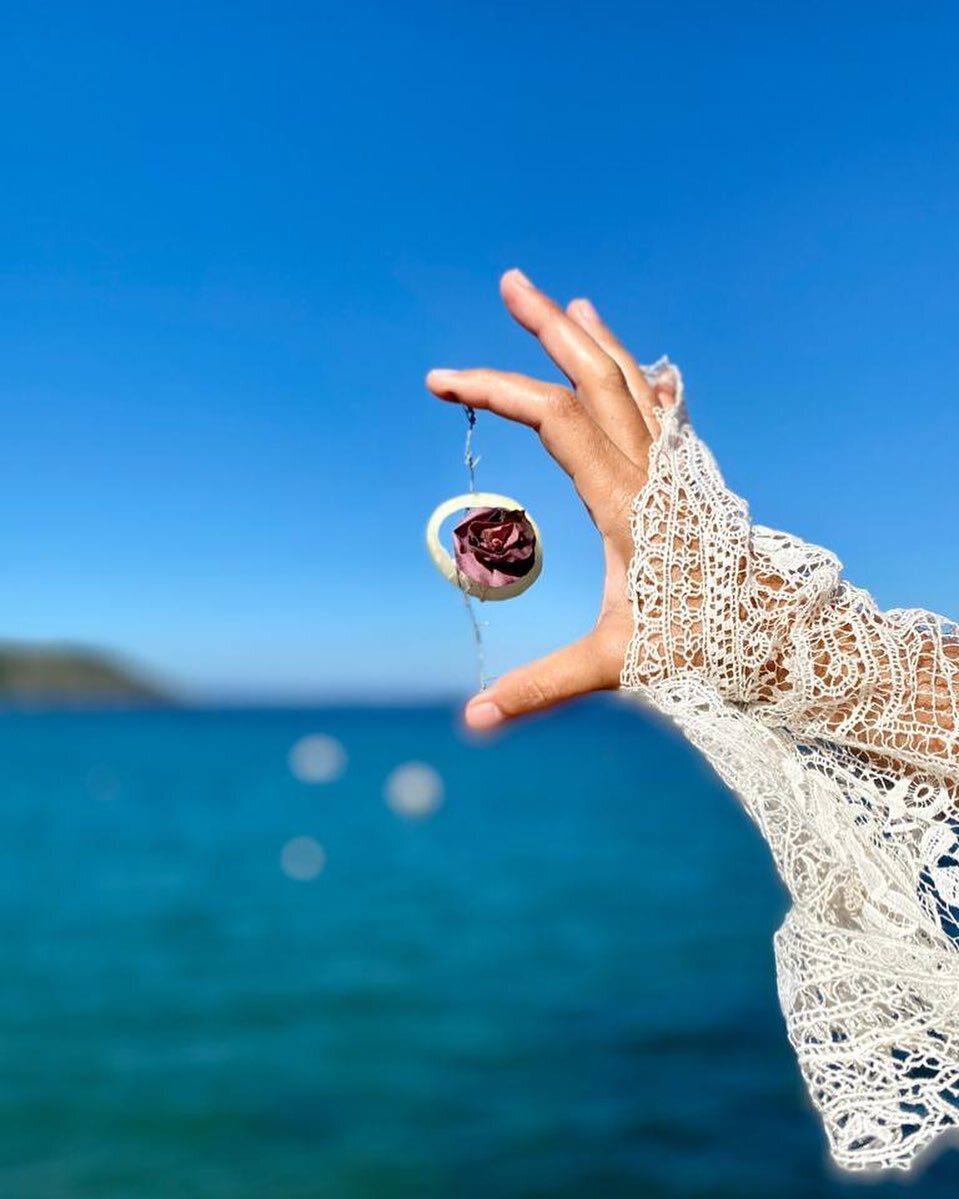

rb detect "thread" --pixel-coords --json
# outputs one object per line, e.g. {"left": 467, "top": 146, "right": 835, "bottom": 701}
{"left": 461, "top": 406, "right": 489, "bottom": 691}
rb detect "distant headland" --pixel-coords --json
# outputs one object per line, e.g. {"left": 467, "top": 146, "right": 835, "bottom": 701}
{"left": 0, "top": 644, "right": 171, "bottom": 706}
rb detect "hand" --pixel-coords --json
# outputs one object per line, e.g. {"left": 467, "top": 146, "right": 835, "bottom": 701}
{"left": 426, "top": 267, "right": 678, "bottom": 731}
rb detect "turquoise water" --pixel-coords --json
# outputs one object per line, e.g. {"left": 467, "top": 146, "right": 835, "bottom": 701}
{"left": 0, "top": 700, "right": 954, "bottom": 1197}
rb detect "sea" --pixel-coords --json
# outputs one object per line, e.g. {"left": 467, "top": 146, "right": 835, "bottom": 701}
{"left": 0, "top": 698, "right": 954, "bottom": 1197}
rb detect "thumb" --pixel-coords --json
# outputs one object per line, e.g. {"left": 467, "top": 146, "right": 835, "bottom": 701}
{"left": 463, "top": 632, "right": 617, "bottom": 731}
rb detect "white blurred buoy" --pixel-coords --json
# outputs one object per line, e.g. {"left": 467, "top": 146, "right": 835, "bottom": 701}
{"left": 384, "top": 761, "right": 444, "bottom": 819}
{"left": 288, "top": 733, "right": 347, "bottom": 784}
{"left": 280, "top": 835, "right": 327, "bottom": 881}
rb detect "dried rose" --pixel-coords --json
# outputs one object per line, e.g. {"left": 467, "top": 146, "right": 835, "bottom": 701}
{"left": 452, "top": 507, "right": 537, "bottom": 589}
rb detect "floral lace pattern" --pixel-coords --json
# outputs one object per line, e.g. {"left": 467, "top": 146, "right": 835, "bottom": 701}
{"left": 620, "top": 360, "right": 959, "bottom": 1171}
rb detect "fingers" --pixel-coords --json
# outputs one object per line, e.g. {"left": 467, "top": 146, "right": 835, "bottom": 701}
{"left": 463, "top": 631, "right": 618, "bottom": 730}
{"left": 498, "top": 269, "right": 613, "bottom": 388}
{"left": 565, "top": 297, "right": 663, "bottom": 436}
{"left": 425, "top": 366, "right": 637, "bottom": 537}
{"left": 500, "top": 270, "right": 651, "bottom": 462}
{"left": 651, "top": 371, "right": 679, "bottom": 410}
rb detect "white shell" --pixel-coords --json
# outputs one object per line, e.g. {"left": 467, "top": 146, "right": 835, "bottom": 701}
{"left": 425, "top": 491, "right": 543, "bottom": 601}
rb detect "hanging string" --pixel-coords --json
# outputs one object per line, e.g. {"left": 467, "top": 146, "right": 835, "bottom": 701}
{"left": 461, "top": 588, "right": 487, "bottom": 692}
{"left": 464, "top": 404, "right": 479, "bottom": 491}
{"left": 461, "top": 405, "right": 489, "bottom": 692}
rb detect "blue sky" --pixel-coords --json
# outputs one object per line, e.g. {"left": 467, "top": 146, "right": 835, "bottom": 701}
{"left": 1, "top": 2, "right": 957, "bottom": 700}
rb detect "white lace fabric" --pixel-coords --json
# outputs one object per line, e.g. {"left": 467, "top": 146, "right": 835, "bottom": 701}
{"left": 620, "top": 359, "right": 959, "bottom": 1171}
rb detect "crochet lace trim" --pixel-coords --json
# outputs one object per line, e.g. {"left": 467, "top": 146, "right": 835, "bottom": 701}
{"left": 621, "top": 360, "right": 959, "bottom": 1171}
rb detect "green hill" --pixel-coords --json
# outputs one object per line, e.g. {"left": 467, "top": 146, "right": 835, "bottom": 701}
{"left": 0, "top": 644, "right": 171, "bottom": 705}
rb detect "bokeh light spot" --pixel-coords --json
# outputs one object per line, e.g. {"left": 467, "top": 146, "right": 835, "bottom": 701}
{"left": 288, "top": 733, "right": 347, "bottom": 783}
{"left": 384, "top": 762, "right": 444, "bottom": 819}
{"left": 280, "top": 836, "right": 327, "bottom": 881}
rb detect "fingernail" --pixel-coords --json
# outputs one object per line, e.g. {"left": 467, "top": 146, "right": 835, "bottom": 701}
{"left": 465, "top": 699, "right": 503, "bottom": 730}
{"left": 428, "top": 368, "right": 459, "bottom": 383}
{"left": 572, "top": 297, "right": 599, "bottom": 323}
{"left": 507, "top": 267, "right": 534, "bottom": 289}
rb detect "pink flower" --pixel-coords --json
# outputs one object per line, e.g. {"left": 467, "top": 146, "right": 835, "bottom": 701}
{"left": 452, "top": 507, "right": 537, "bottom": 589}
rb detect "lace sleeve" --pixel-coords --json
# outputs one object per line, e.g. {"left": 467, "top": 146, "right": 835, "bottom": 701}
{"left": 620, "top": 363, "right": 959, "bottom": 788}
{"left": 619, "top": 359, "right": 959, "bottom": 1173}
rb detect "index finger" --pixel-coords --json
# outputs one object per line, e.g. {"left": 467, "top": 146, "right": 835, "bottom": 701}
{"left": 425, "top": 366, "right": 638, "bottom": 541}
